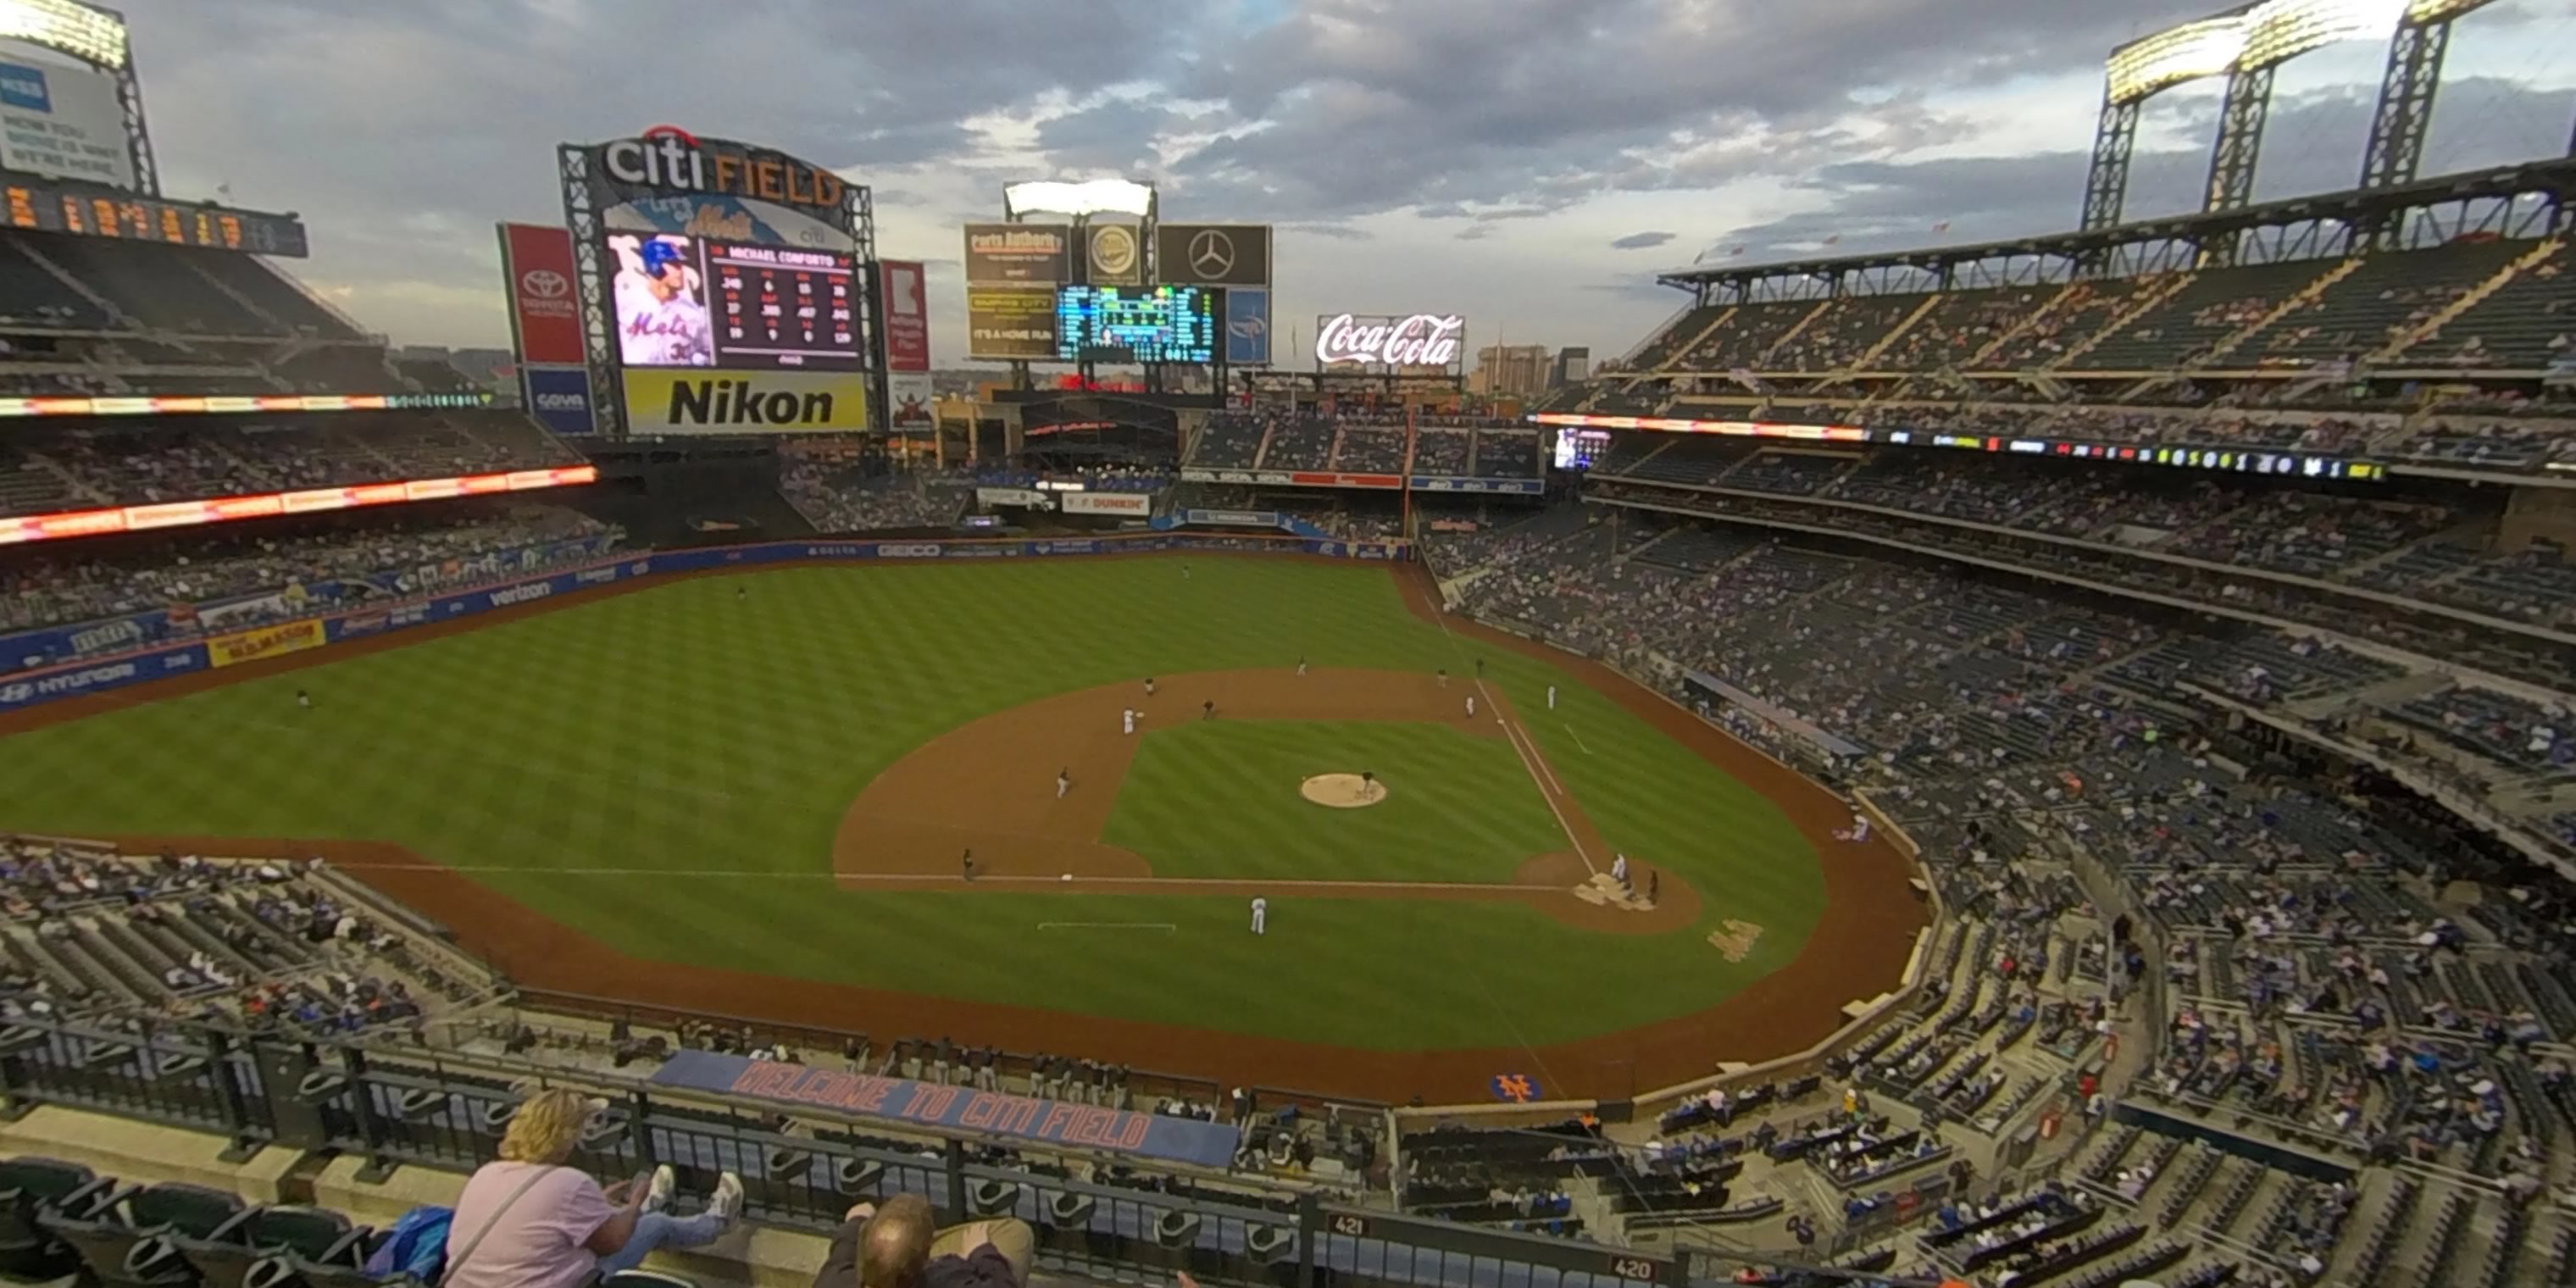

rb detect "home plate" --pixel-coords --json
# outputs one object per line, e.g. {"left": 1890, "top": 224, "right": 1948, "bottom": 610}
{"left": 1579, "top": 874, "right": 1652, "bottom": 912}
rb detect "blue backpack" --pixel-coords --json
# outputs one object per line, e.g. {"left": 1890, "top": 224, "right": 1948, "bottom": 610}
{"left": 363, "top": 1205, "right": 454, "bottom": 1283}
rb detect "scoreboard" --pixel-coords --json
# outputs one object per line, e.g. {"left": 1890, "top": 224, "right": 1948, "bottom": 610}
{"left": 704, "top": 241, "right": 859, "bottom": 369}
{"left": 1055, "top": 286, "right": 1217, "bottom": 364}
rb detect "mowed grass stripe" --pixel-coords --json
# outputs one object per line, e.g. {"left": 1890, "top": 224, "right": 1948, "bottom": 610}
{"left": 0, "top": 560, "right": 1831, "bottom": 1049}
{"left": 1106, "top": 721, "right": 1566, "bottom": 884}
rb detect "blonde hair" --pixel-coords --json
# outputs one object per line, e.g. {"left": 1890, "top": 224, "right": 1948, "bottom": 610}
{"left": 498, "top": 1088, "right": 591, "bottom": 1164}
{"left": 858, "top": 1194, "right": 935, "bottom": 1288}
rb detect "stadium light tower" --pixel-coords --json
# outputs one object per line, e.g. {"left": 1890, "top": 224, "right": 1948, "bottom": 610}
{"left": 2080, "top": 0, "right": 2501, "bottom": 257}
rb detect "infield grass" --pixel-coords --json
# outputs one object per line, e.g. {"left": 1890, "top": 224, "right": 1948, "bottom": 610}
{"left": 1104, "top": 719, "right": 1567, "bottom": 884}
{"left": 0, "top": 558, "right": 1828, "bottom": 1051}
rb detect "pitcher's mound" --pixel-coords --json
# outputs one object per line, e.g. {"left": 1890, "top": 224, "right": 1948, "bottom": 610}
{"left": 1301, "top": 774, "right": 1386, "bottom": 808}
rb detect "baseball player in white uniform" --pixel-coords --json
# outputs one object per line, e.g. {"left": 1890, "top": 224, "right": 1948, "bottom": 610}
{"left": 1849, "top": 811, "right": 1872, "bottom": 842}
{"left": 1122, "top": 708, "right": 1136, "bottom": 735}
{"left": 612, "top": 236, "right": 715, "bottom": 367}
{"left": 1250, "top": 897, "right": 1268, "bottom": 935}
{"left": 1465, "top": 694, "right": 1478, "bottom": 719}
{"left": 1547, "top": 685, "right": 1557, "bottom": 709}
{"left": 1056, "top": 769, "right": 1071, "bottom": 799}
{"left": 1296, "top": 656, "right": 1307, "bottom": 676}
{"left": 1612, "top": 853, "right": 1630, "bottom": 886}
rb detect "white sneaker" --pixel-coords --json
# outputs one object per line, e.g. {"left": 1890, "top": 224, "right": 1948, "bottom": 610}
{"left": 712, "top": 1170, "right": 745, "bottom": 1222}
{"left": 646, "top": 1164, "right": 675, "bottom": 1213}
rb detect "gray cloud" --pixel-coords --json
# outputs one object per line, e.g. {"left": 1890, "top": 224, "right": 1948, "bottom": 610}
{"left": 1161, "top": 0, "right": 2222, "bottom": 220}
{"left": 1611, "top": 231, "right": 1677, "bottom": 251}
{"left": 1694, "top": 76, "right": 2576, "bottom": 266}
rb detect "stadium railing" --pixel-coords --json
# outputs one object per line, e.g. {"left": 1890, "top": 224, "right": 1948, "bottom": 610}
{"left": 0, "top": 1012, "right": 1720, "bottom": 1288}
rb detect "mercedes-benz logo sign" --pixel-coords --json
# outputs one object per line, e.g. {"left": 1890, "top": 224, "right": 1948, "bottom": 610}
{"left": 521, "top": 269, "right": 569, "bottom": 299}
{"left": 1091, "top": 225, "right": 1137, "bottom": 277}
{"left": 1187, "top": 229, "right": 1236, "bottom": 280}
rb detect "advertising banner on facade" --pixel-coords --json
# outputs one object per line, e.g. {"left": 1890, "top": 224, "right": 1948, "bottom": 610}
{"left": 1153, "top": 224, "right": 1271, "bottom": 286}
{"left": 497, "top": 222, "right": 585, "bottom": 365}
{"left": 620, "top": 369, "right": 869, "bottom": 434}
{"left": 522, "top": 364, "right": 599, "bottom": 436}
{"left": 975, "top": 487, "right": 1052, "bottom": 508}
{"left": 1060, "top": 492, "right": 1152, "bottom": 516}
{"left": 1315, "top": 314, "right": 1466, "bottom": 371}
{"left": 1224, "top": 288, "right": 1271, "bottom": 365}
{"left": 879, "top": 261, "right": 931, "bottom": 371}
{"left": 963, "top": 222, "right": 1071, "bottom": 285}
{"left": 0, "top": 50, "right": 136, "bottom": 189}
{"left": 207, "top": 619, "right": 325, "bottom": 669}
{"left": 1085, "top": 223, "right": 1144, "bottom": 287}
{"left": 965, "top": 286, "right": 1059, "bottom": 360}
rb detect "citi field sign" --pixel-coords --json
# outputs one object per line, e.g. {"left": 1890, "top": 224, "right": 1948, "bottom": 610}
{"left": 597, "top": 125, "right": 846, "bottom": 211}
{"left": 1315, "top": 313, "right": 1466, "bottom": 368}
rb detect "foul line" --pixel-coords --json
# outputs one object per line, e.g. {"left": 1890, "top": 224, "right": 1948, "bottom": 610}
{"left": 1411, "top": 573, "right": 1597, "bottom": 879}
{"left": 328, "top": 861, "right": 1562, "bottom": 893}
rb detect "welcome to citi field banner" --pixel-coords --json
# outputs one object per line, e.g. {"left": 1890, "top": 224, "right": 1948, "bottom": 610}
{"left": 207, "top": 619, "right": 325, "bottom": 669}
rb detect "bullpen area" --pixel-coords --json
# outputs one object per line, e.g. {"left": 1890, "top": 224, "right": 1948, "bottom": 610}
{"left": 0, "top": 552, "right": 1924, "bottom": 1102}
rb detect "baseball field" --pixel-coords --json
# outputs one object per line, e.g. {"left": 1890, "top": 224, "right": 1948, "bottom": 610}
{"left": 0, "top": 554, "right": 1923, "bottom": 1102}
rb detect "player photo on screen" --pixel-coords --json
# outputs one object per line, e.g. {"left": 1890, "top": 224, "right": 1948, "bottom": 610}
{"left": 608, "top": 234, "right": 715, "bottom": 367}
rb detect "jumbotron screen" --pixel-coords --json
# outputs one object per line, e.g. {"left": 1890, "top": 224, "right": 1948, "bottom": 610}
{"left": 606, "top": 233, "right": 859, "bottom": 370}
{"left": 1055, "top": 286, "right": 1218, "bottom": 364}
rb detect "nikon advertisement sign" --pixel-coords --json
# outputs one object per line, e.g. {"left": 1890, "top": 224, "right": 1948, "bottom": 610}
{"left": 619, "top": 369, "right": 869, "bottom": 435}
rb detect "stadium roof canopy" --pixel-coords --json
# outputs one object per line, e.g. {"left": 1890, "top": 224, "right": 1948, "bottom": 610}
{"left": 1656, "top": 157, "right": 2572, "bottom": 291}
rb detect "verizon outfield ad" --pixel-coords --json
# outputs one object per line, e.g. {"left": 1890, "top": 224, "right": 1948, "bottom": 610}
{"left": 880, "top": 260, "right": 934, "bottom": 429}
{"left": 497, "top": 223, "right": 585, "bottom": 366}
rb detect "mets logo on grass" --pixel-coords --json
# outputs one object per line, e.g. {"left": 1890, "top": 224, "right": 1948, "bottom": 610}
{"left": 208, "top": 619, "right": 325, "bottom": 669}
{"left": 619, "top": 369, "right": 869, "bottom": 434}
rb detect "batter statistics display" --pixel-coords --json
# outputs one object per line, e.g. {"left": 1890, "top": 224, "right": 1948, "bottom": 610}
{"left": 606, "top": 233, "right": 860, "bottom": 370}
{"left": 1055, "top": 286, "right": 1217, "bottom": 364}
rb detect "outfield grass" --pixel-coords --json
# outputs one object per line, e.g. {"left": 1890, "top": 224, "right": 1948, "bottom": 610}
{"left": 1104, "top": 719, "right": 1567, "bottom": 884}
{"left": 0, "top": 559, "right": 1829, "bottom": 1050}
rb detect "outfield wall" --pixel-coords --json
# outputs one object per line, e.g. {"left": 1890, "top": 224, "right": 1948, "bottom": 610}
{"left": 0, "top": 533, "right": 1409, "bottom": 717}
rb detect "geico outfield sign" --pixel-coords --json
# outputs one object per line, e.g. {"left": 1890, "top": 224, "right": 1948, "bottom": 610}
{"left": 1314, "top": 313, "right": 1465, "bottom": 367}
{"left": 620, "top": 369, "right": 869, "bottom": 433}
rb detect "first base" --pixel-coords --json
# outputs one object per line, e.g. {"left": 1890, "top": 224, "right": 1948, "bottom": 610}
{"left": 1060, "top": 873, "right": 1072, "bottom": 881}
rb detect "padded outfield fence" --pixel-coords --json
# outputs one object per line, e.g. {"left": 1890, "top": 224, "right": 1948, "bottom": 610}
{"left": 0, "top": 1013, "right": 1741, "bottom": 1288}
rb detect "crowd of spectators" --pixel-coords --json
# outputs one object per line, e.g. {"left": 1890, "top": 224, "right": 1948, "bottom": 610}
{"left": 0, "top": 412, "right": 584, "bottom": 519}
{"left": 0, "top": 505, "right": 620, "bottom": 664}
{"left": 1, "top": 840, "right": 480, "bottom": 1033}
{"left": 779, "top": 460, "right": 963, "bottom": 532}
{"left": 1420, "top": 484, "right": 2574, "bottom": 1282}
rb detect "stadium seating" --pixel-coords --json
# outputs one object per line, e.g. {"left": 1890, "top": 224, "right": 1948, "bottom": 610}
{"left": 0, "top": 841, "right": 492, "bottom": 1030}
{"left": 0, "top": 230, "right": 483, "bottom": 400}
{"left": 0, "top": 412, "right": 585, "bottom": 519}
{"left": 0, "top": 503, "right": 620, "bottom": 655}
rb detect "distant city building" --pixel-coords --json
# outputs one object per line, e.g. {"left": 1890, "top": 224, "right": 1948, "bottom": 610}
{"left": 1553, "top": 347, "right": 1591, "bottom": 388}
{"left": 1471, "top": 344, "right": 1551, "bottom": 399}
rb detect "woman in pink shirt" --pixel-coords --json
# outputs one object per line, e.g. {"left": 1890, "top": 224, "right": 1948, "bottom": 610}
{"left": 444, "top": 1089, "right": 742, "bottom": 1288}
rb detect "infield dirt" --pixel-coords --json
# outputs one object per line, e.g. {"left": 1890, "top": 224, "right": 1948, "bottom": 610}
{"left": 2, "top": 555, "right": 1929, "bottom": 1103}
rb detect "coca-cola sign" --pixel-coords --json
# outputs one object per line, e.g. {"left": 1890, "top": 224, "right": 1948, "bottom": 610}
{"left": 1314, "top": 313, "right": 1466, "bottom": 368}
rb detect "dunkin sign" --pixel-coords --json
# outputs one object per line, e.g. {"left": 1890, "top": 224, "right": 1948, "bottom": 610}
{"left": 1314, "top": 313, "right": 1465, "bottom": 369}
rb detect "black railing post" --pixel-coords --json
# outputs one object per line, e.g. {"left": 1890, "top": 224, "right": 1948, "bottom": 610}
{"left": 347, "top": 1047, "right": 400, "bottom": 1182}
{"left": 1294, "top": 1191, "right": 1320, "bottom": 1288}
{"left": 206, "top": 1030, "right": 259, "bottom": 1160}
{"left": 943, "top": 1138, "right": 969, "bottom": 1218}
{"left": 628, "top": 1089, "right": 657, "bottom": 1173}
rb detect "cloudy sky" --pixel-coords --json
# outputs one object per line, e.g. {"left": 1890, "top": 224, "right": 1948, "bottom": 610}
{"left": 94, "top": 0, "right": 2576, "bottom": 367}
